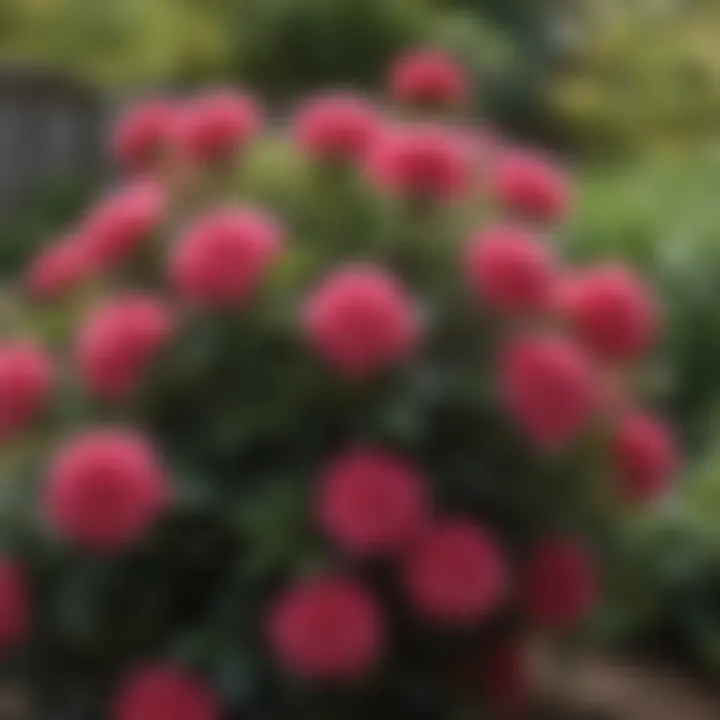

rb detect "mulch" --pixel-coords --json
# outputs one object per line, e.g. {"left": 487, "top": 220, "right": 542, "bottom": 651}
{"left": 535, "top": 652, "right": 720, "bottom": 719}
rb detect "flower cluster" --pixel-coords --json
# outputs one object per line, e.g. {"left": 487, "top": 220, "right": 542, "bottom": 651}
{"left": 0, "top": 50, "right": 678, "bottom": 719}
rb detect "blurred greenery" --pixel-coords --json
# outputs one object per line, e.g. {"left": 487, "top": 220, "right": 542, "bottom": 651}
{"left": 550, "top": 0, "right": 720, "bottom": 156}
{"left": 3, "top": 0, "right": 719, "bottom": 154}
{"left": 570, "top": 150, "right": 720, "bottom": 453}
{"left": 570, "top": 150, "right": 720, "bottom": 676}
{"left": 0, "top": 0, "right": 511, "bottom": 101}
{"left": 0, "top": 176, "right": 95, "bottom": 280}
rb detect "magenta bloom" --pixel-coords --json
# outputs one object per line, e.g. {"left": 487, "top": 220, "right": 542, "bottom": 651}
{"left": 498, "top": 334, "right": 598, "bottom": 449}
{"left": 174, "top": 90, "right": 263, "bottom": 162}
{"left": 464, "top": 224, "right": 557, "bottom": 315}
{"left": 558, "top": 264, "right": 660, "bottom": 362}
{"left": 112, "top": 98, "right": 177, "bottom": 172}
{"left": 293, "top": 92, "right": 381, "bottom": 163}
{"left": 524, "top": 537, "right": 599, "bottom": 629}
{"left": 45, "top": 429, "right": 170, "bottom": 551}
{"left": 113, "top": 666, "right": 219, "bottom": 720}
{"left": 404, "top": 519, "right": 507, "bottom": 626}
{"left": 267, "top": 576, "right": 385, "bottom": 680}
{"left": 303, "top": 264, "right": 421, "bottom": 378}
{"left": 366, "top": 124, "right": 471, "bottom": 201}
{"left": 494, "top": 152, "right": 571, "bottom": 222}
{"left": 0, "top": 341, "right": 54, "bottom": 440}
{"left": 317, "top": 447, "right": 430, "bottom": 557}
{"left": 81, "top": 181, "right": 166, "bottom": 270}
{"left": 0, "top": 560, "right": 31, "bottom": 650}
{"left": 26, "top": 236, "right": 92, "bottom": 301}
{"left": 388, "top": 49, "right": 468, "bottom": 108}
{"left": 170, "top": 207, "right": 284, "bottom": 308}
{"left": 76, "top": 294, "right": 174, "bottom": 401}
{"left": 612, "top": 410, "right": 678, "bottom": 503}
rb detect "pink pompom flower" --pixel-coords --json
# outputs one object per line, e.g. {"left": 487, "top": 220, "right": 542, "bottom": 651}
{"left": 44, "top": 429, "right": 170, "bottom": 551}
{"left": 174, "top": 90, "right": 263, "bottom": 163}
{"left": 316, "top": 447, "right": 430, "bottom": 557}
{"left": 611, "top": 410, "right": 678, "bottom": 503}
{"left": 493, "top": 152, "right": 571, "bottom": 223}
{"left": 293, "top": 92, "right": 382, "bottom": 163}
{"left": 112, "top": 98, "right": 177, "bottom": 172}
{"left": 388, "top": 49, "right": 469, "bottom": 108}
{"left": 0, "top": 341, "right": 54, "bottom": 440}
{"left": 76, "top": 294, "right": 174, "bottom": 401}
{"left": 366, "top": 124, "right": 471, "bottom": 201}
{"left": 498, "top": 334, "right": 598, "bottom": 449}
{"left": 0, "top": 559, "right": 31, "bottom": 650}
{"left": 267, "top": 576, "right": 385, "bottom": 681}
{"left": 170, "top": 207, "right": 284, "bottom": 308}
{"left": 303, "top": 264, "right": 421, "bottom": 378}
{"left": 464, "top": 225, "right": 557, "bottom": 315}
{"left": 26, "top": 236, "right": 92, "bottom": 301}
{"left": 523, "top": 536, "right": 599, "bottom": 629}
{"left": 558, "top": 265, "right": 660, "bottom": 362}
{"left": 113, "top": 665, "right": 219, "bottom": 720}
{"left": 403, "top": 519, "right": 507, "bottom": 627}
{"left": 482, "top": 640, "right": 530, "bottom": 717}
{"left": 81, "top": 181, "right": 166, "bottom": 271}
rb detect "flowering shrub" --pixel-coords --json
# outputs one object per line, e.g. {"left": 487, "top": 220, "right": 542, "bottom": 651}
{"left": 0, "top": 51, "right": 679, "bottom": 718}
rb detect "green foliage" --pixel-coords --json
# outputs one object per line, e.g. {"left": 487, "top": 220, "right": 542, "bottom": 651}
{"left": 0, "top": 0, "right": 510, "bottom": 99}
{"left": 550, "top": 0, "right": 720, "bottom": 155}
{"left": 227, "top": 0, "right": 432, "bottom": 100}
{"left": 596, "top": 450, "right": 720, "bottom": 677}
{"left": 573, "top": 152, "right": 720, "bottom": 675}
{"left": 569, "top": 151, "right": 720, "bottom": 452}
{"left": 0, "top": 176, "right": 95, "bottom": 280}
{"left": 0, "top": 0, "right": 232, "bottom": 87}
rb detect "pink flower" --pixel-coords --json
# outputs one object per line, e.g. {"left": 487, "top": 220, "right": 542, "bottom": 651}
{"left": 498, "top": 334, "right": 597, "bottom": 448}
{"left": 76, "top": 295, "right": 174, "bottom": 400}
{"left": 317, "top": 448, "right": 430, "bottom": 557}
{"left": 612, "top": 410, "right": 678, "bottom": 503}
{"left": 26, "top": 236, "right": 92, "bottom": 301}
{"left": 0, "top": 560, "right": 31, "bottom": 650}
{"left": 388, "top": 49, "right": 468, "bottom": 108}
{"left": 293, "top": 93, "right": 382, "bottom": 162}
{"left": 524, "top": 537, "right": 599, "bottom": 629}
{"left": 0, "top": 341, "right": 54, "bottom": 440}
{"left": 464, "top": 225, "right": 557, "bottom": 314}
{"left": 403, "top": 519, "right": 507, "bottom": 626}
{"left": 558, "top": 265, "right": 660, "bottom": 362}
{"left": 113, "top": 666, "right": 219, "bottom": 720}
{"left": 482, "top": 640, "right": 530, "bottom": 718}
{"left": 366, "top": 124, "right": 471, "bottom": 201}
{"left": 81, "top": 181, "right": 166, "bottom": 270}
{"left": 267, "top": 576, "right": 385, "bottom": 680}
{"left": 44, "top": 429, "right": 170, "bottom": 551}
{"left": 170, "top": 208, "right": 284, "bottom": 308}
{"left": 494, "top": 152, "right": 571, "bottom": 222}
{"left": 174, "top": 90, "right": 263, "bottom": 162}
{"left": 112, "top": 98, "right": 177, "bottom": 172}
{"left": 303, "top": 264, "right": 421, "bottom": 378}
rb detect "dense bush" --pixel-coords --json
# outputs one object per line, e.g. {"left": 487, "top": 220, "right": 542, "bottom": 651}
{"left": 0, "top": 53, "right": 679, "bottom": 718}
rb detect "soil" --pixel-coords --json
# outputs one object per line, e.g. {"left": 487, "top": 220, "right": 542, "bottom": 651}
{"left": 535, "top": 652, "right": 720, "bottom": 719}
